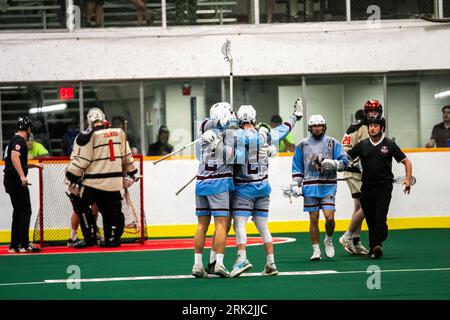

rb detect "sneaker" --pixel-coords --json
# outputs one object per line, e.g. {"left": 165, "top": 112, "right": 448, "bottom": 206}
{"left": 19, "top": 244, "right": 41, "bottom": 253}
{"left": 67, "top": 238, "right": 79, "bottom": 247}
{"left": 214, "top": 263, "right": 231, "bottom": 278}
{"left": 230, "top": 259, "right": 253, "bottom": 278}
{"left": 324, "top": 237, "right": 335, "bottom": 258}
{"left": 371, "top": 245, "right": 383, "bottom": 259}
{"left": 261, "top": 263, "right": 279, "bottom": 276}
{"left": 99, "top": 240, "right": 121, "bottom": 248}
{"left": 191, "top": 264, "right": 208, "bottom": 278}
{"left": 354, "top": 241, "right": 370, "bottom": 255}
{"left": 8, "top": 248, "right": 19, "bottom": 253}
{"left": 310, "top": 249, "right": 321, "bottom": 261}
{"left": 339, "top": 234, "right": 357, "bottom": 255}
{"left": 206, "top": 261, "right": 216, "bottom": 275}
{"left": 73, "top": 239, "right": 96, "bottom": 249}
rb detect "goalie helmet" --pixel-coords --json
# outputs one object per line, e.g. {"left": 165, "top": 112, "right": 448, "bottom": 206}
{"left": 364, "top": 100, "right": 383, "bottom": 116}
{"left": 87, "top": 108, "right": 105, "bottom": 127}
{"left": 17, "top": 116, "right": 32, "bottom": 131}
{"left": 210, "top": 102, "right": 232, "bottom": 120}
{"left": 237, "top": 105, "right": 257, "bottom": 125}
{"left": 308, "top": 114, "right": 327, "bottom": 138}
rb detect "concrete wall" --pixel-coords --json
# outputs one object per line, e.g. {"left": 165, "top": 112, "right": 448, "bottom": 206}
{"left": 1, "top": 20, "right": 450, "bottom": 83}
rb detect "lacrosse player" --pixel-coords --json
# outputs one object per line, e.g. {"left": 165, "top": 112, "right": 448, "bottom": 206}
{"left": 339, "top": 100, "right": 383, "bottom": 255}
{"left": 192, "top": 102, "right": 239, "bottom": 278}
{"left": 229, "top": 98, "right": 303, "bottom": 278}
{"left": 346, "top": 116, "right": 412, "bottom": 259}
{"left": 286, "top": 115, "right": 348, "bottom": 261}
{"left": 66, "top": 108, "right": 138, "bottom": 248}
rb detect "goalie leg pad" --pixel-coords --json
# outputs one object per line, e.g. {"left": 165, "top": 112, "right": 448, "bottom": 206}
{"left": 253, "top": 216, "right": 273, "bottom": 244}
{"left": 97, "top": 191, "right": 124, "bottom": 245}
{"left": 69, "top": 194, "right": 97, "bottom": 244}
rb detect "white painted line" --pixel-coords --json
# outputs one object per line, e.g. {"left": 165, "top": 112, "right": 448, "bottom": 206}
{"left": 0, "top": 267, "right": 448, "bottom": 287}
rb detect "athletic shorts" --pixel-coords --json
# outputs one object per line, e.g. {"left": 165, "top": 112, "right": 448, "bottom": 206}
{"left": 231, "top": 195, "right": 269, "bottom": 218}
{"left": 303, "top": 195, "right": 335, "bottom": 212}
{"left": 345, "top": 173, "right": 362, "bottom": 199}
{"left": 195, "top": 191, "right": 230, "bottom": 217}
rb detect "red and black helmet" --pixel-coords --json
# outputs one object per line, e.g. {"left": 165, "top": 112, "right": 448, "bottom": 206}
{"left": 364, "top": 100, "right": 383, "bottom": 115}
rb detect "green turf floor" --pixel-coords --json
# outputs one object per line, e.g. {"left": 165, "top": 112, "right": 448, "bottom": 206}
{"left": 0, "top": 229, "right": 449, "bottom": 300}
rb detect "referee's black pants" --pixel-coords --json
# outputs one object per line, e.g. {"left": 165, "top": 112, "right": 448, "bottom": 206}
{"left": 4, "top": 178, "right": 32, "bottom": 250}
{"left": 360, "top": 183, "right": 393, "bottom": 251}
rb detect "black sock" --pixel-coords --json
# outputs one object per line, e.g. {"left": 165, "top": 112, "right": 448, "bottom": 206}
{"left": 353, "top": 237, "right": 360, "bottom": 245}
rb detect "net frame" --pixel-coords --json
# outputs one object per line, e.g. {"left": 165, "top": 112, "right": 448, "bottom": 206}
{"left": 34, "top": 155, "right": 146, "bottom": 247}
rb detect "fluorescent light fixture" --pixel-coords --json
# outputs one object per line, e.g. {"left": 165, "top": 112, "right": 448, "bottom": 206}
{"left": 435, "top": 90, "right": 450, "bottom": 99}
{"left": 29, "top": 103, "right": 67, "bottom": 114}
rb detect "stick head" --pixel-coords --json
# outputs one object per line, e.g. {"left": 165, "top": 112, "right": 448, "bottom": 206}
{"left": 221, "top": 39, "right": 233, "bottom": 62}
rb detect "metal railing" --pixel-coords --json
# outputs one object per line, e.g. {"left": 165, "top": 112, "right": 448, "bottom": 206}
{"left": 0, "top": 0, "right": 448, "bottom": 31}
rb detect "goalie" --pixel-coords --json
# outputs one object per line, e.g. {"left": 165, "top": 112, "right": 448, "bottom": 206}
{"left": 66, "top": 108, "right": 138, "bottom": 248}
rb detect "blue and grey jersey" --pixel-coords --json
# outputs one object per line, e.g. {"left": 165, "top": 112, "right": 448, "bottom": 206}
{"left": 234, "top": 115, "right": 298, "bottom": 199}
{"left": 195, "top": 122, "right": 238, "bottom": 196}
{"left": 292, "top": 135, "right": 348, "bottom": 198}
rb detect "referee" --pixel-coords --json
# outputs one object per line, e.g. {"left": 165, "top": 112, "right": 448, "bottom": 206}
{"left": 346, "top": 117, "right": 412, "bottom": 259}
{"left": 3, "top": 116, "right": 42, "bottom": 253}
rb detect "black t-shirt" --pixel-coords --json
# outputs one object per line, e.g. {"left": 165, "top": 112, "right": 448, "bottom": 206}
{"left": 148, "top": 142, "right": 173, "bottom": 156}
{"left": 3, "top": 134, "right": 28, "bottom": 179}
{"left": 347, "top": 136, "right": 406, "bottom": 186}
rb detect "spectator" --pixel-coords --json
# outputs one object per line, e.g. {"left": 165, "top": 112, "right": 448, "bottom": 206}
{"left": 85, "top": 0, "right": 104, "bottom": 27}
{"left": 62, "top": 124, "right": 79, "bottom": 156}
{"left": 27, "top": 133, "right": 50, "bottom": 160}
{"left": 270, "top": 115, "right": 295, "bottom": 152}
{"left": 129, "top": 0, "right": 153, "bottom": 26}
{"left": 148, "top": 125, "right": 174, "bottom": 156}
{"left": 111, "top": 116, "right": 139, "bottom": 153}
{"left": 426, "top": 105, "right": 450, "bottom": 148}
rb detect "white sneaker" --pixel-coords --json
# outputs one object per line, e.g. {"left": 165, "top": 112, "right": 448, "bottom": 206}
{"left": 191, "top": 264, "right": 208, "bottom": 278}
{"left": 310, "top": 249, "right": 321, "bottom": 261}
{"left": 230, "top": 259, "right": 253, "bottom": 278}
{"left": 324, "top": 237, "right": 335, "bottom": 258}
{"left": 339, "top": 234, "right": 356, "bottom": 255}
{"left": 261, "top": 263, "right": 279, "bottom": 276}
{"left": 354, "top": 241, "right": 370, "bottom": 255}
{"left": 214, "top": 263, "right": 231, "bottom": 278}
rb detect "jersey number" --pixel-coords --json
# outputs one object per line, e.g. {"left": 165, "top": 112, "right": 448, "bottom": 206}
{"left": 205, "top": 149, "right": 218, "bottom": 171}
{"left": 108, "top": 140, "right": 116, "bottom": 161}
{"left": 247, "top": 146, "right": 259, "bottom": 175}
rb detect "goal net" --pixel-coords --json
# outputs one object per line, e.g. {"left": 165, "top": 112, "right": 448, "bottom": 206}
{"left": 33, "top": 155, "right": 147, "bottom": 246}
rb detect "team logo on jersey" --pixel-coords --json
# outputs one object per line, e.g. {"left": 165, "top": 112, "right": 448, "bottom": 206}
{"left": 15, "top": 144, "right": 21, "bottom": 151}
{"left": 381, "top": 146, "right": 388, "bottom": 154}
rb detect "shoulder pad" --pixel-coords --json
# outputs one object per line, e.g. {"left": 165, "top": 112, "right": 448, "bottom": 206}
{"left": 76, "top": 128, "right": 93, "bottom": 146}
{"left": 346, "top": 121, "right": 363, "bottom": 135}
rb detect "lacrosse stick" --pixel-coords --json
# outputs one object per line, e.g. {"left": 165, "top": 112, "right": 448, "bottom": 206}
{"left": 221, "top": 39, "right": 233, "bottom": 107}
{"left": 153, "top": 138, "right": 201, "bottom": 165}
{"left": 175, "top": 175, "right": 197, "bottom": 196}
{"left": 122, "top": 120, "right": 141, "bottom": 233}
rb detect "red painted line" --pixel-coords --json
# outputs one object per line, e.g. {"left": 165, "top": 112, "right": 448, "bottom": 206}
{"left": 0, "top": 237, "right": 294, "bottom": 256}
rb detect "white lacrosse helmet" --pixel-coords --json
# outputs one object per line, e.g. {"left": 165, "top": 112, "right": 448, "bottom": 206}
{"left": 210, "top": 102, "right": 232, "bottom": 120}
{"left": 87, "top": 108, "right": 106, "bottom": 127}
{"left": 237, "top": 105, "right": 257, "bottom": 124}
{"left": 308, "top": 114, "right": 327, "bottom": 135}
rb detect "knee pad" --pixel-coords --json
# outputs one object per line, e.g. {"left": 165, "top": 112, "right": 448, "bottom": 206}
{"left": 253, "top": 216, "right": 273, "bottom": 244}
{"left": 233, "top": 216, "right": 248, "bottom": 245}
